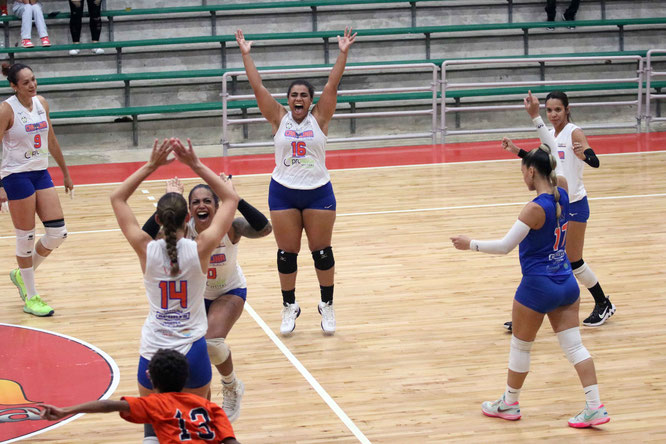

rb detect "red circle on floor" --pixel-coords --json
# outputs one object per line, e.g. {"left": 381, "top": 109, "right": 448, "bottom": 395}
{"left": 0, "top": 323, "right": 119, "bottom": 443}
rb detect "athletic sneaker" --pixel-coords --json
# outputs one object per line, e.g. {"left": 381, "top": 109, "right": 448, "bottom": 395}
{"left": 222, "top": 379, "right": 244, "bottom": 423}
{"left": 568, "top": 403, "right": 610, "bottom": 428}
{"left": 318, "top": 301, "right": 336, "bottom": 335}
{"left": 23, "top": 295, "right": 54, "bottom": 317}
{"left": 503, "top": 321, "right": 512, "bottom": 332}
{"left": 21, "top": 39, "right": 34, "bottom": 48}
{"left": 481, "top": 395, "right": 521, "bottom": 420}
{"left": 40, "top": 36, "right": 51, "bottom": 47}
{"left": 10, "top": 269, "right": 27, "bottom": 301}
{"left": 91, "top": 47, "right": 105, "bottom": 55}
{"left": 583, "top": 298, "right": 616, "bottom": 327}
{"left": 69, "top": 48, "right": 80, "bottom": 55}
{"left": 280, "top": 301, "right": 300, "bottom": 335}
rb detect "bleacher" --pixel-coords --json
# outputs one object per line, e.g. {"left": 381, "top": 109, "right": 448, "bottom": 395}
{"left": 0, "top": 0, "right": 663, "bottom": 149}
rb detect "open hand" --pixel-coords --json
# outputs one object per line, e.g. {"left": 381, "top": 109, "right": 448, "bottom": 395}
{"left": 337, "top": 26, "right": 357, "bottom": 53}
{"left": 171, "top": 138, "right": 201, "bottom": 169}
{"left": 147, "top": 138, "right": 174, "bottom": 169}
{"left": 235, "top": 29, "right": 253, "bottom": 55}
{"left": 166, "top": 177, "right": 184, "bottom": 195}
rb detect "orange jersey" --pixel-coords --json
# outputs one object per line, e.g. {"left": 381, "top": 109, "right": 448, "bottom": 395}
{"left": 120, "top": 392, "right": 235, "bottom": 443}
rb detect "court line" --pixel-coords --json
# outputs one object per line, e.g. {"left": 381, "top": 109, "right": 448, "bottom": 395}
{"left": 242, "top": 303, "right": 371, "bottom": 444}
{"left": 1, "top": 192, "right": 664, "bottom": 240}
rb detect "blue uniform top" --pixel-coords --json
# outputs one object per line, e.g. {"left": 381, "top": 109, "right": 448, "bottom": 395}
{"left": 519, "top": 187, "right": 572, "bottom": 277}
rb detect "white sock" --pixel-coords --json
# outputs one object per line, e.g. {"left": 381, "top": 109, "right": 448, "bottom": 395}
{"left": 584, "top": 384, "right": 601, "bottom": 409}
{"left": 32, "top": 249, "right": 47, "bottom": 270}
{"left": 222, "top": 370, "right": 236, "bottom": 385}
{"left": 142, "top": 438, "right": 159, "bottom": 444}
{"left": 504, "top": 384, "right": 521, "bottom": 404}
{"left": 19, "top": 267, "right": 38, "bottom": 299}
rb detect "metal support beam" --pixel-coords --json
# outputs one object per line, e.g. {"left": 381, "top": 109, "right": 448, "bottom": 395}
{"left": 311, "top": 6, "right": 317, "bottom": 32}
{"left": 539, "top": 61, "right": 545, "bottom": 81}
{"left": 323, "top": 37, "right": 329, "bottom": 64}
{"left": 600, "top": 0, "right": 606, "bottom": 20}
{"left": 424, "top": 33, "right": 431, "bottom": 60}
{"left": 210, "top": 11, "right": 216, "bottom": 36}
{"left": 242, "top": 108, "right": 248, "bottom": 139}
{"left": 220, "top": 41, "right": 226, "bottom": 69}
{"left": 657, "top": 88, "right": 662, "bottom": 118}
{"left": 455, "top": 97, "right": 461, "bottom": 128}
{"left": 132, "top": 115, "right": 138, "bottom": 146}
{"left": 350, "top": 102, "right": 356, "bottom": 134}
{"left": 231, "top": 75, "right": 237, "bottom": 95}
{"left": 124, "top": 80, "right": 130, "bottom": 107}
{"left": 3, "top": 22, "right": 9, "bottom": 48}
{"left": 108, "top": 17, "right": 114, "bottom": 42}
{"left": 618, "top": 25, "right": 624, "bottom": 51}
{"left": 507, "top": 0, "right": 513, "bottom": 23}
{"left": 116, "top": 47, "right": 122, "bottom": 74}
{"left": 410, "top": 2, "right": 416, "bottom": 28}
{"left": 522, "top": 28, "right": 529, "bottom": 55}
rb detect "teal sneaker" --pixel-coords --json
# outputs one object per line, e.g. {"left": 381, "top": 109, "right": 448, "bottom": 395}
{"left": 10, "top": 268, "right": 27, "bottom": 301}
{"left": 568, "top": 404, "right": 610, "bottom": 428}
{"left": 481, "top": 395, "right": 521, "bottom": 420}
{"left": 23, "top": 294, "right": 54, "bottom": 317}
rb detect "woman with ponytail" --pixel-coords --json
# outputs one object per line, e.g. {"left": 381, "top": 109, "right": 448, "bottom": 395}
{"left": 111, "top": 138, "right": 239, "bottom": 443}
{"left": 451, "top": 143, "right": 610, "bottom": 429}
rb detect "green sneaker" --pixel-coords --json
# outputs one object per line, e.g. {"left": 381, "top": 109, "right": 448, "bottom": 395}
{"left": 23, "top": 294, "right": 54, "bottom": 317}
{"left": 568, "top": 403, "right": 610, "bottom": 428}
{"left": 10, "top": 268, "right": 27, "bottom": 301}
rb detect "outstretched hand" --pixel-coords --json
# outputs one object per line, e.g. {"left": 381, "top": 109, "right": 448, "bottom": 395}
{"left": 165, "top": 177, "right": 184, "bottom": 195}
{"left": 147, "top": 138, "right": 174, "bottom": 169}
{"left": 501, "top": 137, "right": 520, "bottom": 155}
{"left": 171, "top": 138, "right": 201, "bottom": 169}
{"left": 450, "top": 235, "right": 471, "bottom": 251}
{"left": 235, "top": 29, "right": 253, "bottom": 55}
{"left": 524, "top": 90, "right": 541, "bottom": 119}
{"left": 38, "top": 404, "right": 68, "bottom": 421}
{"left": 337, "top": 26, "right": 357, "bottom": 53}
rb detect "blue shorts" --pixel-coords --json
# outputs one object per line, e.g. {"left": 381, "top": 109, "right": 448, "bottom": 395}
{"left": 205, "top": 288, "right": 247, "bottom": 313}
{"left": 2, "top": 170, "right": 54, "bottom": 200}
{"left": 568, "top": 197, "right": 590, "bottom": 223}
{"left": 268, "top": 178, "right": 336, "bottom": 211}
{"left": 514, "top": 274, "right": 580, "bottom": 314}
{"left": 137, "top": 336, "right": 211, "bottom": 390}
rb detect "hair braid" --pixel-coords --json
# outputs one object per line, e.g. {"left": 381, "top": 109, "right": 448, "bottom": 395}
{"left": 538, "top": 144, "right": 562, "bottom": 221}
{"left": 156, "top": 193, "right": 188, "bottom": 276}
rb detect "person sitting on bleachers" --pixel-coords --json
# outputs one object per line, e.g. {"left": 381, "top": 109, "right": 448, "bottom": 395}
{"left": 12, "top": 0, "right": 51, "bottom": 48}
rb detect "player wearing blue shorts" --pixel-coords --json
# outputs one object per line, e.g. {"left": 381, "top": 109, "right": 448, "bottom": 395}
{"left": 142, "top": 177, "right": 272, "bottom": 423}
{"left": 111, "top": 138, "right": 239, "bottom": 443}
{"left": 0, "top": 62, "right": 73, "bottom": 317}
{"left": 504, "top": 91, "right": 615, "bottom": 328}
{"left": 452, "top": 143, "right": 610, "bottom": 429}
{"left": 236, "top": 27, "right": 356, "bottom": 336}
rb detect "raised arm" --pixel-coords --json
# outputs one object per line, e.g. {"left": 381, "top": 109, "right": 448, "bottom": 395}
{"left": 171, "top": 139, "right": 239, "bottom": 271}
{"left": 38, "top": 96, "right": 73, "bottom": 195}
{"left": 312, "top": 26, "right": 357, "bottom": 133}
{"left": 229, "top": 198, "right": 272, "bottom": 243}
{"left": 235, "top": 29, "right": 285, "bottom": 132}
{"left": 39, "top": 400, "right": 130, "bottom": 420}
{"left": 110, "top": 139, "right": 173, "bottom": 270}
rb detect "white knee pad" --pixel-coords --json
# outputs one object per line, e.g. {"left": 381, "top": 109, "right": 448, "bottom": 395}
{"left": 41, "top": 225, "right": 67, "bottom": 250}
{"left": 508, "top": 335, "right": 533, "bottom": 373}
{"left": 572, "top": 262, "right": 598, "bottom": 288}
{"left": 15, "top": 229, "right": 35, "bottom": 257}
{"left": 557, "top": 327, "right": 591, "bottom": 365}
{"left": 207, "top": 337, "right": 230, "bottom": 366}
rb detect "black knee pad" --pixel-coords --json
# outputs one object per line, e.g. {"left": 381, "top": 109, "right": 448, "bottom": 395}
{"left": 277, "top": 250, "right": 298, "bottom": 274}
{"left": 570, "top": 259, "right": 585, "bottom": 270}
{"left": 312, "top": 246, "right": 334, "bottom": 270}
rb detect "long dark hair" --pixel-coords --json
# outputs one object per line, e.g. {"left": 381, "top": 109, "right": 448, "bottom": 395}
{"left": 1, "top": 62, "right": 33, "bottom": 87}
{"left": 287, "top": 79, "right": 315, "bottom": 99}
{"left": 156, "top": 192, "right": 188, "bottom": 276}
{"left": 545, "top": 90, "right": 571, "bottom": 122}
{"left": 188, "top": 184, "right": 219, "bottom": 208}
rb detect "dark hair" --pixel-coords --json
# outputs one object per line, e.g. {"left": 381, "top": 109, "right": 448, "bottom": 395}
{"left": 188, "top": 184, "right": 219, "bottom": 208}
{"left": 1, "top": 62, "right": 33, "bottom": 87}
{"left": 148, "top": 349, "right": 189, "bottom": 393}
{"left": 287, "top": 79, "right": 315, "bottom": 99}
{"left": 156, "top": 192, "right": 188, "bottom": 276}
{"left": 545, "top": 90, "right": 571, "bottom": 122}
{"left": 522, "top": 144, "right": 562, "bottom": 220}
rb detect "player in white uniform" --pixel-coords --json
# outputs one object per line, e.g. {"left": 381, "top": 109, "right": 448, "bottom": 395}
{"left": 503, "top": 91, "right": 615, "bottom": 329}
{"left": 142, "top": 177, "right": 272, "bottom": 423}
{"left": 0, "top": 62, "right": 73, "bottom": 317}
{"left": 111, "top": 138, "right": 238, "bottom": 444}
{"left": 235, "top": 27, "right": 356, "bottom": 336}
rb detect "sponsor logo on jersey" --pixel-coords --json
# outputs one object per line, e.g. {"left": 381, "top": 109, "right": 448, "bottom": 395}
{"left": 210, "top": 253, "right": 227, "bottom": 265}
{"left": 24, "top": 121, "right": 47, "bottom": 133}
{"left": 558, "top": 150, "right": 565, "bottom": 159}
{"left": 283, "top": 157, "right": 315, "bottom": 167}
{"left": 284, "top": 129, "right": 314, "bottom": 139}
{"left": 24, "top": 148, "right": 46, "bottom": 159}
{"left": 18, "top": 113, "right": 28, "bottom": 124}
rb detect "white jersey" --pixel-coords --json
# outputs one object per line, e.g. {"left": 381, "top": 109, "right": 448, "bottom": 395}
{"left": 1, "top": 95, "right": 49, "bottom": 178}
{"left": 551, "top": 123, "right": 587, "bottom": 203}
{"left": 186, "top": 218, "right": 246, "bottom": 299}
{"left": 140, "top": 238, "right": 208, "bottom": 359}
{"left": 272, "top": 111, "right": 330, "bottom": 189}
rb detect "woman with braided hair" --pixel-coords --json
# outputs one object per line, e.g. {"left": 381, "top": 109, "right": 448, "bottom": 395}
{"left": 111, "top": 137, "right": 239, "bottom": 443}
{"left": 451, "top": 142, "right": 610, "bottom": 428}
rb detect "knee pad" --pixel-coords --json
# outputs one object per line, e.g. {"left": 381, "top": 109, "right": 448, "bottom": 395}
{"left": 41, "top": 219, "right": 67, "bottom": 250}
{"left": 15, "top": 228, "right": 35, "bottom": 257}
{"left": 206, "top": 337, "right": 230, "bottom": 366}
{"left": 312, "top": 246, "right": 334, "bottom": 271}
{"left": 508, "top": 335, "right": 533, "bottom": 373}
{"left": 277, "top": 250, "right": 298, "bottom": 274}
{"left": 572, "top": 260, "right": 598, "bottom": 288}
{"left": 557, "top": 327, "right": 591, "bottom": 365}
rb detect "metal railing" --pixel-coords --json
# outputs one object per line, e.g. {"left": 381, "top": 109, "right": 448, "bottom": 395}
{"left": 646, "top": 49, "right": 666, "bottom": 130}
{"left": 440, "top": 56, "right": 644, "bottom": 142}
{"left": 221, "top": 63, "right": 439, "bottom": 155}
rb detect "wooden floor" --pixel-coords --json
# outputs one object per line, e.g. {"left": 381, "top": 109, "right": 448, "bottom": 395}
{"left": 1, "top": 150, "right": 666, "bottom": 443}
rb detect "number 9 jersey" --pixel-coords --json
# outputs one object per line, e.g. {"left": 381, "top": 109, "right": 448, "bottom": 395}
{"left": 1, "top": 95, "right": 49, "bottom": 178}
{"left": 272, "top": 111, "right": 330, "bottom": 190}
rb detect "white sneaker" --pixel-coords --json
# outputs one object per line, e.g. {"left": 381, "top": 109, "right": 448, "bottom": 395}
{"left": 221, "top": 379, "right": 244, "bottom": 423}
{"left": 91, "top": 47, "right": 104, "bottom": 55}
{"left": 69, "top": 48, "right": 80, "bottom": 55}
{"left": 318, "top": 301, "right": 336, "bottom": 335}
{"left": 280, "top": 302, "right": 300, "bottom": 335}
